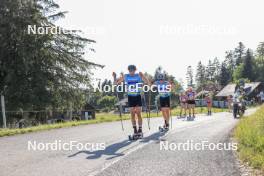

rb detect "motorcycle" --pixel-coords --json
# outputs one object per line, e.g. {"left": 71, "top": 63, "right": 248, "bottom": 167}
{"left": 232, "top": 101, "right": 246, "bottom": 118}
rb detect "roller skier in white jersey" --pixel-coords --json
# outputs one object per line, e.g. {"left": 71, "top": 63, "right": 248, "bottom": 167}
{"left": 113, "top": 65, "right": 150, "bottom": 140}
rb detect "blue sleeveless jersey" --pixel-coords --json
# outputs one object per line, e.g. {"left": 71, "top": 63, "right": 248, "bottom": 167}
{"left": 124, "top": 74, "right": 143, "bottom": 96}
{"left": 187, "top": 91, "right": 195, "bottom": 100}
{"left": 154, "top": 81, "right": 171, "bottom": 98}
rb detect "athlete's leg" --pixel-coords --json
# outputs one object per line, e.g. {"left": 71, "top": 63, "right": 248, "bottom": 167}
{"left": 130, "top": 107, "right": 137, "bottom": 133}
{"left": 135, "top": 106, "right": 143, "bottom": 133}
{"left": 179, "top": 105, "right": 183, "bottom": 117}
{"left": 192, "top": 104, "right": 195, "bottom": 117}
{"left": 209, "top": 104, "right": 212, "bottom": 115}
{"left": 165, "top": 108, "right": 170, "bottom": 126}
{"left": 161, "top": 108, "right": 167, "bottom": 125}
{"left": 188, "top": 104, "right": 191, "bottom": 117}
{"left": 184, "top": 103, "right": 187, "bottom": 116}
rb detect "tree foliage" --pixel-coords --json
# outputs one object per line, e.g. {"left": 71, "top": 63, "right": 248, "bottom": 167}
{"left": 0, "top": 0, "right": 101, "bottom": 111}
{"left": 194, "top": 41, "right": 264, "bottom": 89}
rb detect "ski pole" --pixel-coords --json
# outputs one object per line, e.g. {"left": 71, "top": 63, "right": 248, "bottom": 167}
{"left": 144, "top": 93, "right": 150, "bottom": 130}
{"left": 147, "top": 90, "right": 151, "bottom": 130}
{"left": 113, "top": 72, "right": 124, "bottom": 131}
{"left": 170, "top": 96, "right": 172, "bottom": 129}
{"left": 117, "top": 96, "right": 124, "bottom": 131}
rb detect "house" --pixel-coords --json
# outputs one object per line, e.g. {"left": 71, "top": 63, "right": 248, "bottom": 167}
{"left": 216, "top": 82, "right": 263, "bottom": 100}
{"left": 81, "top": 103, "right": 96, "bottom": 120}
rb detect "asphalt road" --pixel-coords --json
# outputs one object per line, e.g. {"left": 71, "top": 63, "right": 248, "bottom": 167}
{"left": 0, "top": 109, "right": 256, "bottom": 176}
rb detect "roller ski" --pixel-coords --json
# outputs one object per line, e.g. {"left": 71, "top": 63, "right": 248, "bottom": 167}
{"left": 187, "top": 115, "right": 195, "bottom": 121}
{"left": 177, "top": 114, "right": 186, "bottom": 119}
{"left": 128, "top": 127, "right": 143, "bottom": 141}
{"left": 159, "top": 122, "right": 170, "bottom": 133}
{"left": 159, "top": 125, "right": 169, "bottom": 133}
{"left": 158, "top": 123, "right": 170, "bottom": 141}
{"left": 128, "top": 132, "right": 143, "bottom": 140}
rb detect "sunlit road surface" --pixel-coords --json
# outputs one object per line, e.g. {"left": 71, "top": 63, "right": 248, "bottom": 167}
{"left": 0, "top": 109, "right": 256, "bottom": 176}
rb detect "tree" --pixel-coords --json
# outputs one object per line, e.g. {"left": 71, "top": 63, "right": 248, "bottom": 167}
{"left": 101, "top": 79, "right": 114, "bottom": 96}
{"left": 241, "top": 49, "right": 254, "bottom": 81}
{"left": 233, "top": 64, "right": 244, "bottom": 81}
{"left": 219, "top": 62, "right": 231, "bottom": 86}
{"left": 255, "top": 42, "right": 264, "bottom": 82}
{"left": 186, "top": 66, "right": 194, "bottom": 87}
{"left": 224, "top": 50, "right": 235, "bottom": 81}
{"left": 256, "top": 42, "right": 264, "bottom": 57}
{"left": 195, "top": 61, "right": 206, "bottom": 89}
{"left": 213, "top": 57, "right": 221, "bottom": 83}
{"left": 97, "top": 96, "right": 117, "bottom": 112}
{"left": 205, "top": 59, "right": 215, "bottom": 81}
{"left": 0, "top": 0, "right": 102, "bottom": 111}
{"left": 234, "top": 42, "right": 246, "bottom": 66}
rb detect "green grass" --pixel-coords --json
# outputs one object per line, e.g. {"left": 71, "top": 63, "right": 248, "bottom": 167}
{"left": 234, "top": 105, "right": 264, "bottom": 171}
{"left": 0, "top": 107, "right": 226, "bottom": 137}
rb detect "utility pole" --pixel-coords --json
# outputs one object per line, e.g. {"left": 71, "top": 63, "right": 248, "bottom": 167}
{"left": 1, "top": 95, "right": 7, "bottom": 128}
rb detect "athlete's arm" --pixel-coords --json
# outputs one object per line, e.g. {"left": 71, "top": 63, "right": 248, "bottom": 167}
{"left": 112, "top": 72, "right": 124, "bottom": 84}
{"left": 169, "top": 80, "right": 175, "bottom": 90}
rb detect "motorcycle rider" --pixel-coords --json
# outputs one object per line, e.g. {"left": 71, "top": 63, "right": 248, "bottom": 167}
{"left": 233, "top": 86, "right": 246, "bottom": 118}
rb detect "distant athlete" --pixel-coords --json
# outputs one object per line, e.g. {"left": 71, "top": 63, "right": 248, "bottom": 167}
{"left": 186, "top": 87, "right": 196, "bottom": 118}
{"left": 227, "top": 95, "right": 233, "bottom": 113}
{"left": 113, "top": 65, "right": 149, "bottom": 137}
{"left": 179, "top": 92, "right": 187, "bottom": 118}
{"left": 153, "top": 74, "right": 173, "bottom": 130}
{"left": 205, "top": 93, "right": 212, "bottom": 115}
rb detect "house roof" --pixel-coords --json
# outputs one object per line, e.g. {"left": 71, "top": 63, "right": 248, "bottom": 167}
{"left": 216, "top": 82, "right": 261, "bottom": 97}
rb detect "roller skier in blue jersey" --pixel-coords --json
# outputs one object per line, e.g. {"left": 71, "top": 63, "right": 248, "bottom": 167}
{"left": 113, "top": 65, "right": 149, "bottom": 139}
{"left": 153, "top": 73, "right": 173, "bottom": 131}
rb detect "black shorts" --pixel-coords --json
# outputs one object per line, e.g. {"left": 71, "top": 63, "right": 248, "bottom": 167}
{"left": 187, "top": 100, "right": 196, "bottom": 105}
{"left": 128, "top": 95, "right": 142, "bottom": 107}
{"left": 160, "top": 96, "right": 170, "bottom": 108}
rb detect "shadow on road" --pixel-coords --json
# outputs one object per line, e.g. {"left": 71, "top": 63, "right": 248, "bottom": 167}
{"left": 140, "top": 131, "right": 166, "bottom": 143}
{"left": 68, "top": 140, "right": 132, "bottom": 160}
{"left": 68, "top": 131, "right": 166, "bottom": 160}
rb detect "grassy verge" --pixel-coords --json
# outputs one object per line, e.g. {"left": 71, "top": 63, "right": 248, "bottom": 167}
{"left": 234, "top": 105, "right": 264, "bottom": 172}
{"left": 0, "top": 107, "right": 226, "bottom": 137}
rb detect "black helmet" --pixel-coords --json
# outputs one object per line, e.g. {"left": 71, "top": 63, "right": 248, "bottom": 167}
{"left": 128, "top": 65, "right": 136, "bottom": 71}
